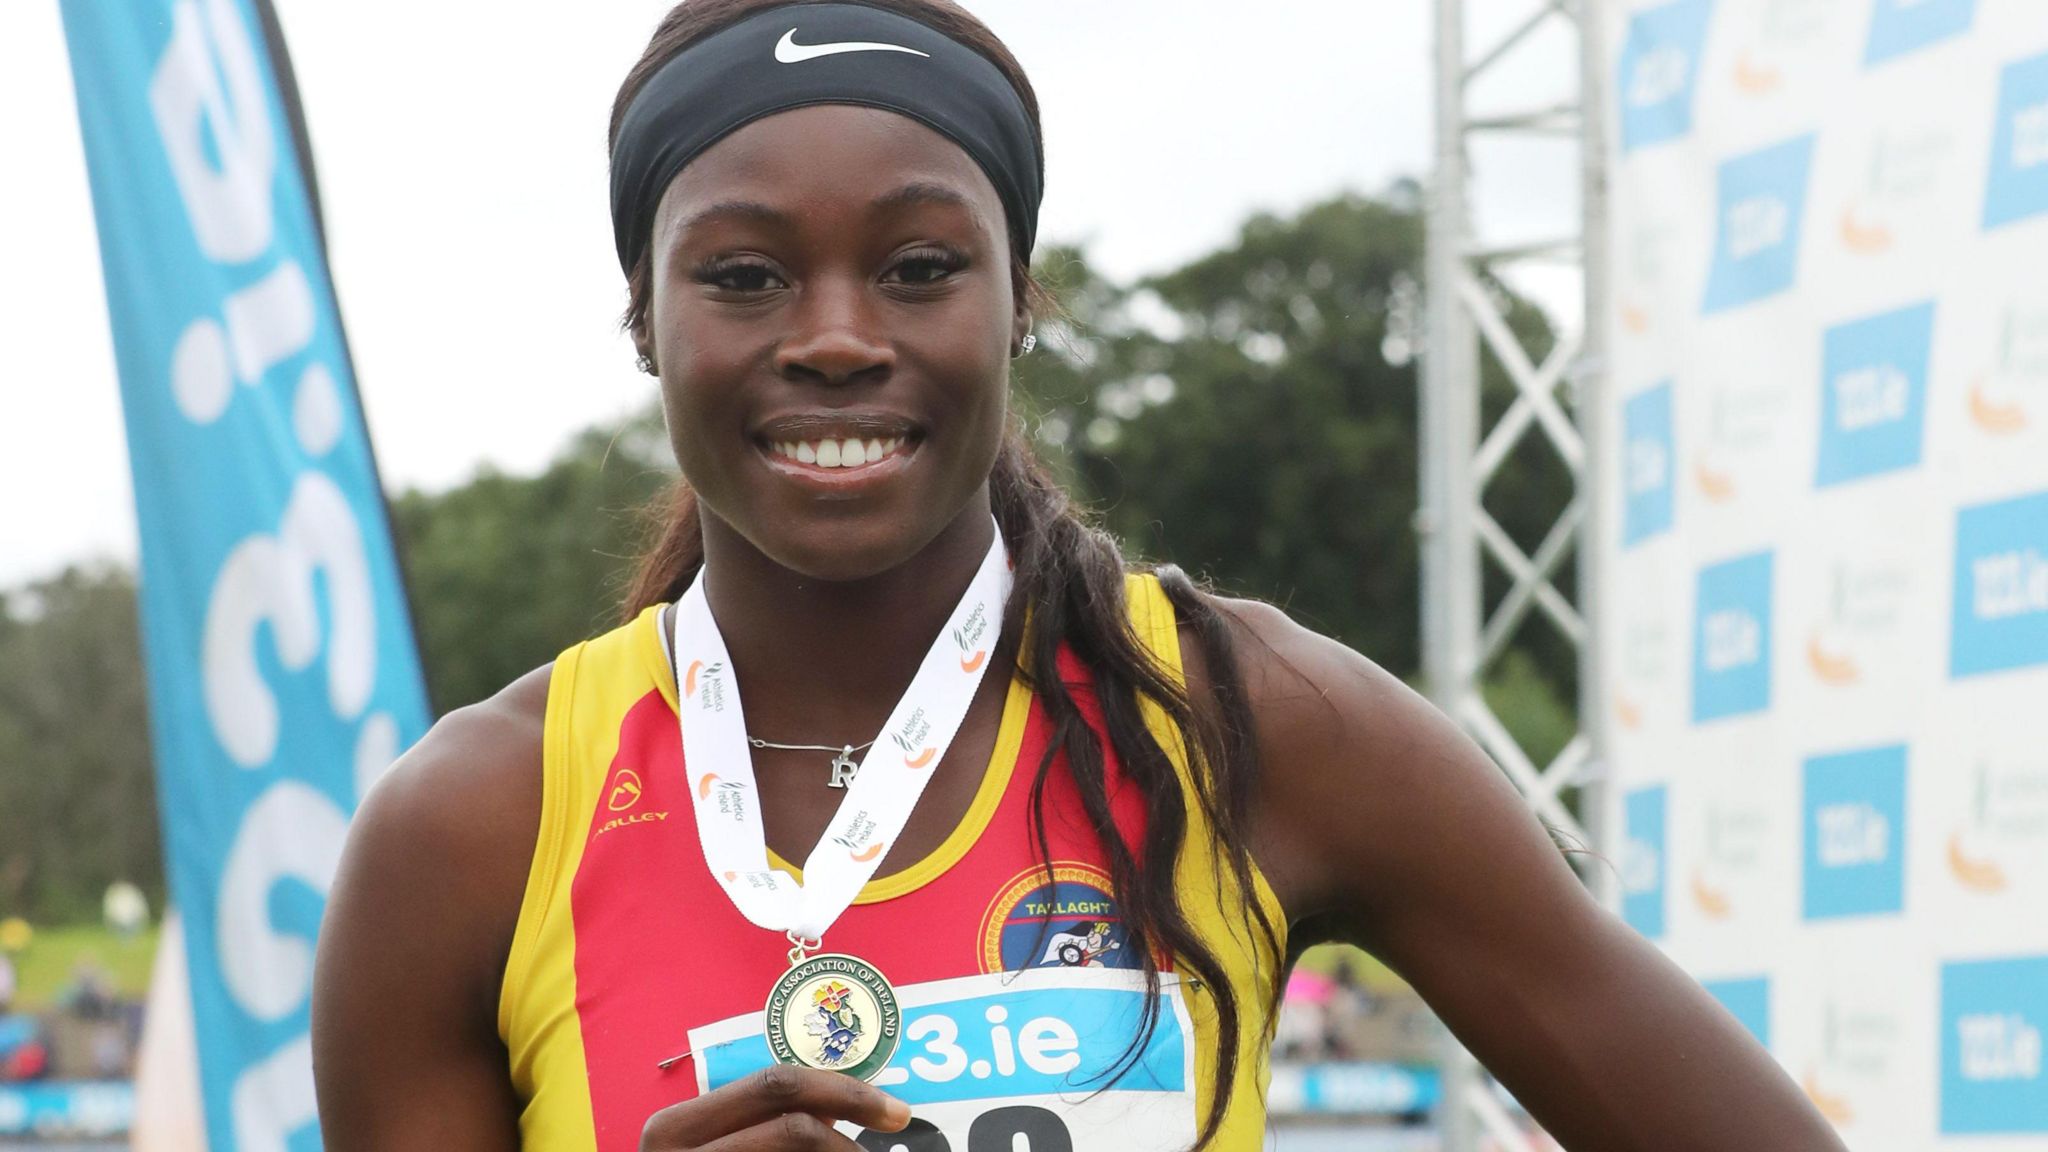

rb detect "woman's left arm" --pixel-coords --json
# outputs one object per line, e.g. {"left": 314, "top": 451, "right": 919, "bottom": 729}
{"left": 1207, "top": 598, "right": 1845, "bottom": 1152}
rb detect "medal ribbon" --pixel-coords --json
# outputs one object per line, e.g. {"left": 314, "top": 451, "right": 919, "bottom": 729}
{"left": 671, "top": 521, "right": 1012, "bottom": 941}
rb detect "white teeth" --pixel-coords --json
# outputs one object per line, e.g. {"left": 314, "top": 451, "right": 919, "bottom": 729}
{"left": 772, "top": 436, "right": 910, "bottom": 467}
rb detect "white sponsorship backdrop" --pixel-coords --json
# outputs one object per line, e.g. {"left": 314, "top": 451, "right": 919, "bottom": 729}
{"left": 1601, "top": 1, "right": 2048, "bottom": 1147}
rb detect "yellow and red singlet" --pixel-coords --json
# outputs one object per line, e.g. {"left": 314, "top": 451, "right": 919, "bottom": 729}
{"left": 499, "top": 574, "right": 1286, "bottom": 1150}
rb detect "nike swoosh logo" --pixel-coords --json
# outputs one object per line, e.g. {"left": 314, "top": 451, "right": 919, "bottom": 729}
{"left": 774, "top": 28, "right": 931, "bottom": 64}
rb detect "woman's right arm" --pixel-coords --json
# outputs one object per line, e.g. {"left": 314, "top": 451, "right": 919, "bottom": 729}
{"left": 311, "top": 664, "right": 916, "bottom": 1151}
{"left": 311, "top": 666, "right": 551, "bottom": 1150}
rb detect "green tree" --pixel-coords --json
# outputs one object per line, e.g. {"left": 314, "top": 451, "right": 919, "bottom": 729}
{"left": 390, "top": 407, "right": 677, "bottom": 711}
{"left": 1015, "top": 190, "right": 1577, "bottom": 762}
{"left": 0, "top": 565, "right": 162, "bottom": 922}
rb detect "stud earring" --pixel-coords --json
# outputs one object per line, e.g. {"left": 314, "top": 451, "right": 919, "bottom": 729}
{"left": 636, "top": 353, "right": 656, "bottom": 375}
{"left": 1017, "top": 333, "right": 1037, "bottom": 356}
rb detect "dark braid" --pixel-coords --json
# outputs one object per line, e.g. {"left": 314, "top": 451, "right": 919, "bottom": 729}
{"left": 613, "top": 4, "right": 1283, "bottom": 1145}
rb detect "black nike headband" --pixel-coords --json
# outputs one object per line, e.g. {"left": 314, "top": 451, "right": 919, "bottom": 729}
{"left": 609, "top": 2, "right": 1043, "bottom": 278}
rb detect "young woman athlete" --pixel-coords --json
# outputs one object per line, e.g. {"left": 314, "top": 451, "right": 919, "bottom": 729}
{"left": 310, "top": 2, "right": 1847, "bottom": 1149}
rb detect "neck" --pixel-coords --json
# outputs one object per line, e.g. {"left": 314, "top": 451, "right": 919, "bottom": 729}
{"left": 691, "top": 493, "right": 999, "bottom": 743}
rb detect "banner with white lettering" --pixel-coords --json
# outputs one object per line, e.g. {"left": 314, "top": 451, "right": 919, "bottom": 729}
{"left": 59, "top": 1, "right": 432, "bottom": 1147}
{"left": 1602, "top": 1, "right": 2048, "bottom": 1147}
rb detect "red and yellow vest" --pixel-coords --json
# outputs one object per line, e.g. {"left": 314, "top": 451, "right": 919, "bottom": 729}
{"left": 499, "top": 574, "right": 1286, "bottom": 1149}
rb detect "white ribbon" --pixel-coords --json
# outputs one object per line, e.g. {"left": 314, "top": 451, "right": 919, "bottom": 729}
{"left": 671, "top": 521, "right": 1011, "bottom": 942}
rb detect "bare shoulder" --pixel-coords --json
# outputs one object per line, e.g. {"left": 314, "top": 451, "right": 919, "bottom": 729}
{"left": 322, "top": 663, "right": 554, "bottom": 1021}
{"left": 1173, "top": 592, "right": 1579, "bottom": 944}
{"left": 313, "top": 663, "right": 555, "bottom": 1148}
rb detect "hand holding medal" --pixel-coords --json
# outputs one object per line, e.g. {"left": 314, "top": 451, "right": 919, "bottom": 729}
{"left": 636, "top": 1064, "right": 912, "bottom": 1150}
{"left": 670, "top": 520, "right": 1011, "bottom": 1084}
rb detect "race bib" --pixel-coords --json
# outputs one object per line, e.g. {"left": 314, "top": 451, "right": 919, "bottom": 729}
{"left": 688, "top": 967, "right": 1199, "bottom": 1150}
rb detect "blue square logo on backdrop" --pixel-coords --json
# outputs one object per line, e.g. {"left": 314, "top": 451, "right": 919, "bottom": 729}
{"left": 1985, "top": 53, "right": 2048, "bottom": 230}
{"left": 1618, "top": 0, "right": 1716, "bottom": 152}
{"left": 1942, "top": 956, "right": 2048, "bottom": 1133}
{"left": 1816, "top": 302, "right": 1935, "bottom": 487}
{"left": 1951, "top": 490, "right": 2048, "bottom": 677}
{"left": 1624, "top": 381, "right": 1676, "bottom": 546}
{"left": 1623, "top": 785, "right": 1668, "bottom": 939}
{"left": 1703, "top": 136, "right": 1817, "bottom": 313}
{"left": 1802, "top": 745, "right": 1907, "bottom": 920}
{"left": 1865, "top": 0, "right": 1976, "bottom": 66}
{"left": 1704, "top": 977, "right": 1772, "bottom": 1049}
{"left": 1693, "top": 552, "right": 1775, "bottom": 722}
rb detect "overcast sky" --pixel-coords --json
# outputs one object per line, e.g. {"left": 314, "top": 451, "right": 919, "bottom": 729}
{"left": 0, "top": 0, "right": 1579, "bottom": 590}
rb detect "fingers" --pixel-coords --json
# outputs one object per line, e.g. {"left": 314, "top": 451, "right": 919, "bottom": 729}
{"left": 642, "top": 1064, "right": 910, "bottom": 1150}
{"left": 697, "top": 1111, "right": 869, "bottom": 1151}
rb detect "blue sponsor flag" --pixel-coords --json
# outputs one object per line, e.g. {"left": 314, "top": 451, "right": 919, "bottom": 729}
{"left": 1815, "top": 302, "right": 1935, "bottom": 488}
{"left": 1951, "top": 489, "right": 2048, "bottom": 677}
{"left": 1942, "top": 956, "right": 2048, "bottom": 1133}
{"left": 59, "top": 1, "right": 433, "bottom": 1148}
{"left": 1616, "top": 0, "right": 1716, "bottom": 153}
{"left": 1702, "top": 976, "right": 1771, "bottom": 1049}
{"left": 1702, "top": 136, "right": 1816, "bottom": 314}
{"left": 1801, "top": 745, "right": 1907, "bottom": 920}
{"left": 1864, "top": 0, "right": 1976, "bottom": 66}
{"left": 1692, "top": 551, "right": 1775, "bottom": 722}
{"left": 1623, "top": 381, "right": 1676, "bottom": 547}
{"left": 1622, "top": 785, "right": 1668, "bottom": 939}
{"left": 1984, "top": 52, "right": 2048, "bottom": 230}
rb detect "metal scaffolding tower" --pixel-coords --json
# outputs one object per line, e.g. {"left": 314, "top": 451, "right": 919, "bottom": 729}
{"left": 1420, "top": 0, "right": 1612, "bottom": 1148}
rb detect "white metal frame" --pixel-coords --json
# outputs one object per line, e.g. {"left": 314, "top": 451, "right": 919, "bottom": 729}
{"left": 1419, "top": 1, "right": 1613, "bottom": 1149}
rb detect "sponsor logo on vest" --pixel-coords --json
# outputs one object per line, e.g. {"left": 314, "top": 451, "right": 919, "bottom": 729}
{"left": 596, "top": 810, "right": 670, "bottom": 838}
{"left": 608, "top": 768, "right": 644, "bottom": 812}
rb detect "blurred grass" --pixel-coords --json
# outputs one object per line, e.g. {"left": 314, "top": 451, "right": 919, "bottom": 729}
{"left": 6, "top": 924, "right": 157, "bottom": 1012}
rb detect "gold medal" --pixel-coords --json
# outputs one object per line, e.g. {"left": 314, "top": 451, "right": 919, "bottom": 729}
{"left": 763, "top": 950, "right": 902, "bottom": 1082}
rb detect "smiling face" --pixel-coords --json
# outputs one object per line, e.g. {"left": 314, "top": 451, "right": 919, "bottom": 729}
{"left": 641, "top": 104, "right": 1028, "bottom": 582}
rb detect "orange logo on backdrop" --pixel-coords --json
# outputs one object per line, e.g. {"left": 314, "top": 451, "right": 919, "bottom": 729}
{"left": 1802, "top": 1069, "right": 1854, "bottom": 1125}
{"left": 1948, "top": 833, "right": 2008, "bottom": 893}
{"left": 1970, "top": 378, "right": 2029, "bottom": 435}
{"left": 1691, "top": 870, "right": 1732, "bottom": 920}
{"left": 1806, "top": 635, "right": 1860, "bottom": 686}
{"left": 608, "top": 769, "right": 644, "bottom": 812}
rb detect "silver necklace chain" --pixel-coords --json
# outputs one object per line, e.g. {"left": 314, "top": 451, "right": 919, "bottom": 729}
{"left": 747, "top": 736, "right": 877, "bottom": 789}
{"left": 745, "top": 736, "right": 876, "bottom": 754}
